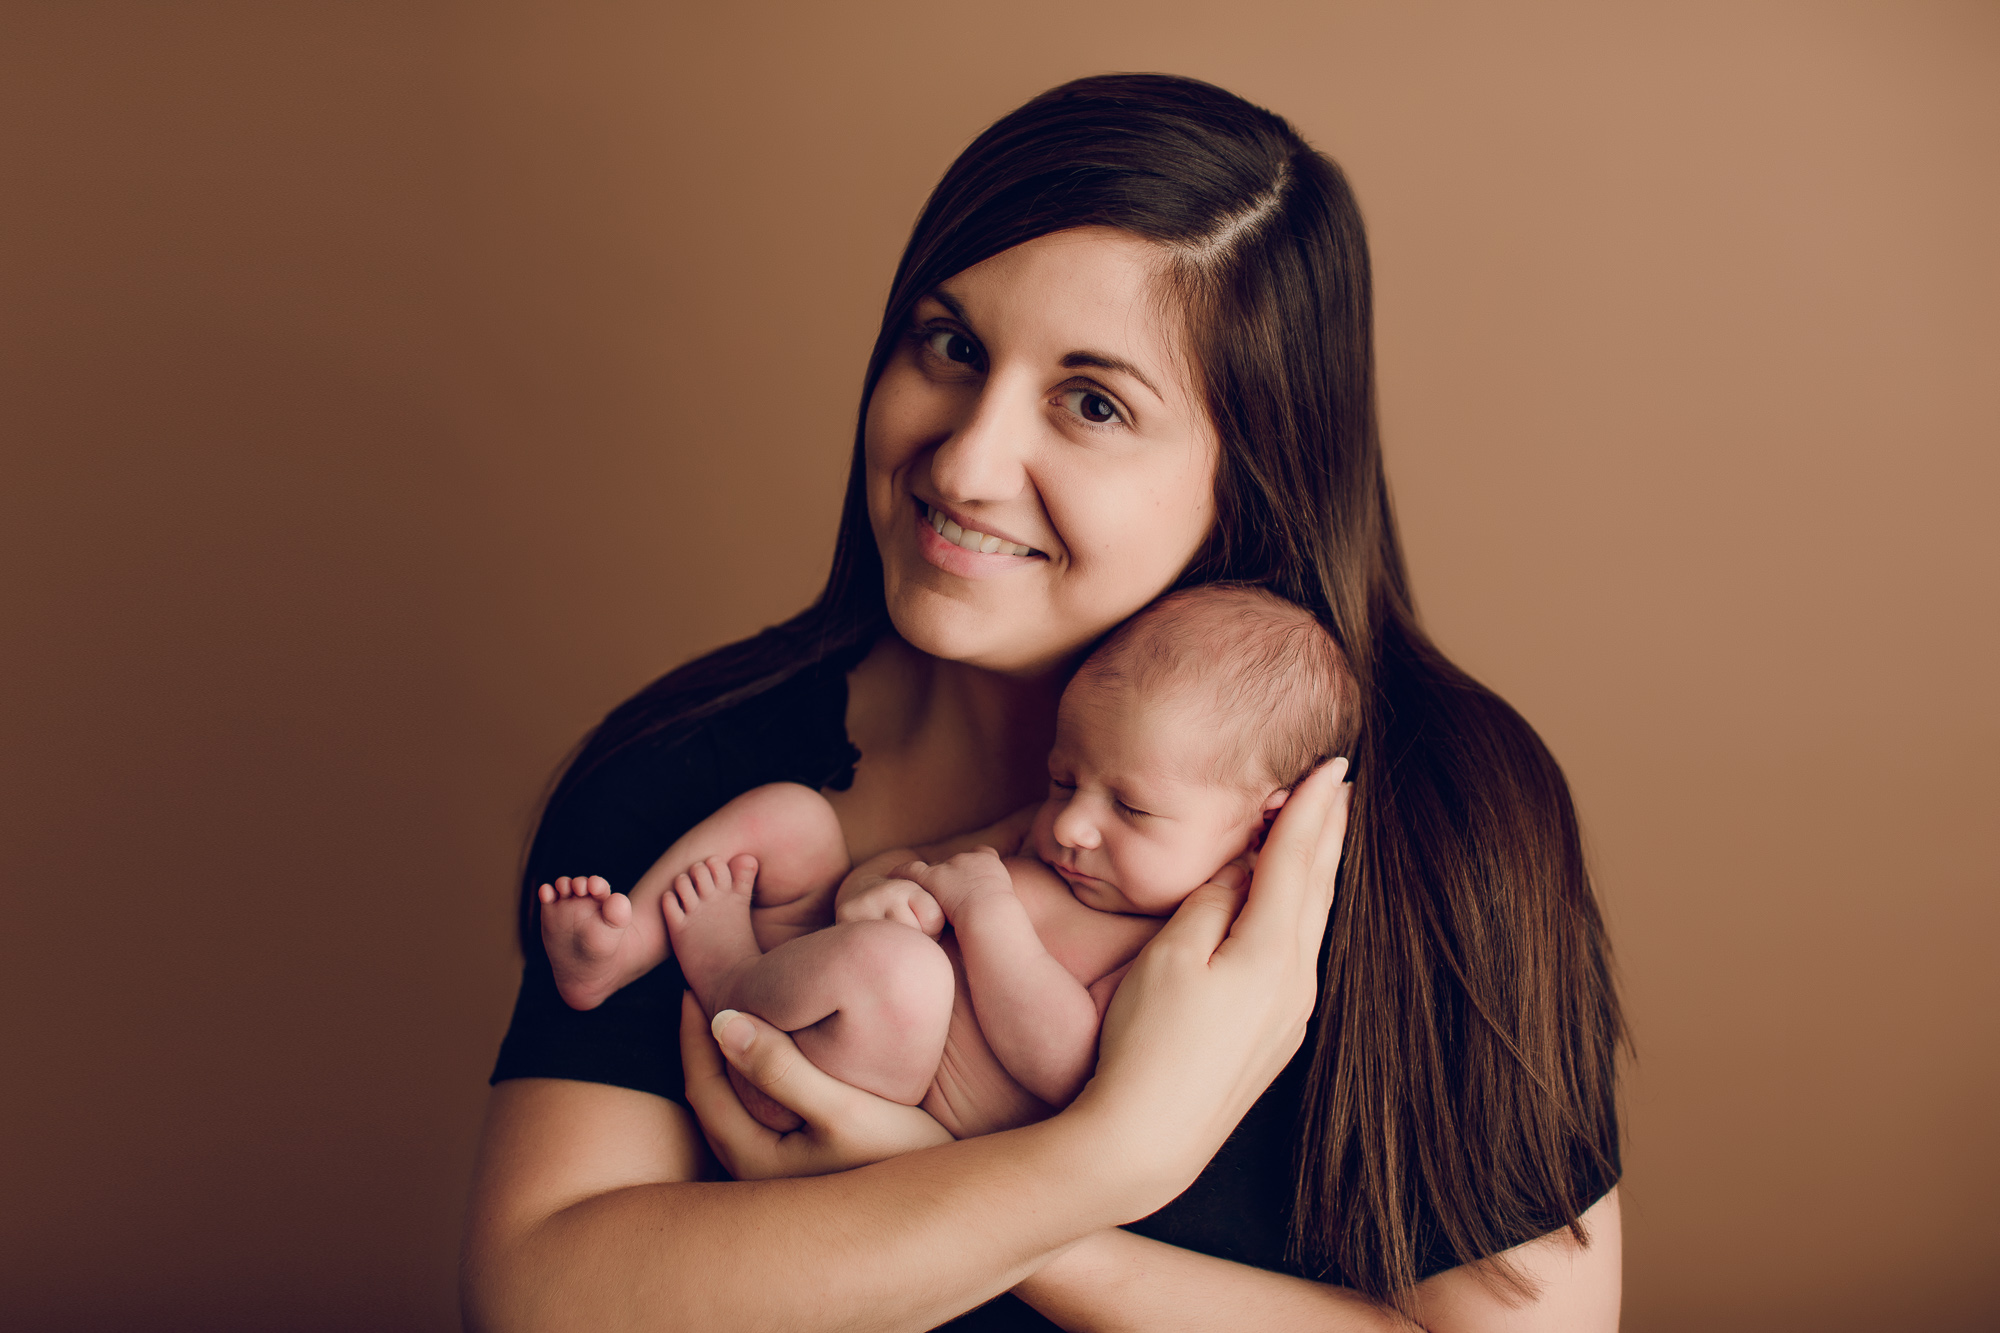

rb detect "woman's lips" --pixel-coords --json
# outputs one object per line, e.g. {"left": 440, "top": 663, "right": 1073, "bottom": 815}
{"left": 911, "top": 500, "right": 1043, "bottom": 578}
{"left": 921, "top": 501, "right": 1039, "bottom": 556}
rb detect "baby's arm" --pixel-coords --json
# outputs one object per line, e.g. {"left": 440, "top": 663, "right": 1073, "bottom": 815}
{"left": 832, "top": 802, "right": 1040, "bottom": 931}
{"left": 836, "top": 863, "right": 946, "bottom": 936}
{"left": 913, "top": 850, "right": 1103, "bottom": 1107}
{"left": 540, "top": 781, "right": 850, "bottom": 1010}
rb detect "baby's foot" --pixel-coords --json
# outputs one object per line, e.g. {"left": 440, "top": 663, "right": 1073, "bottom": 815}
{"left": 538, "top": 875, "right": 634, "bottom": 1010}
{"left": 662, "top": 854, "right": 763, "bottom": 1012}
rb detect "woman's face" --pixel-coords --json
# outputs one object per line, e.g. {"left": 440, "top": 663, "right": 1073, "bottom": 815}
{"left": 864, "top": 227, "right": 1218, "bottom": 678}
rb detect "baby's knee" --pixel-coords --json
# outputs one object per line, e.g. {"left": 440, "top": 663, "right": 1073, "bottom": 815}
{"left": 840, "top": 920, "right": 953, "bottom": 1023}
{"left": 734, "top": 782, "right": 837, "bottom": 832}
{"left": 736, "top": 782, "right": 848, "bottom": 875}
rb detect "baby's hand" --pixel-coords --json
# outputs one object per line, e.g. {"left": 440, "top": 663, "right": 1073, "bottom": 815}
{"left": 908, "top": 848, "right": 1014, "bottom": 920}
{"left": 835, "top": 872, "right": 945, "bottom": 937}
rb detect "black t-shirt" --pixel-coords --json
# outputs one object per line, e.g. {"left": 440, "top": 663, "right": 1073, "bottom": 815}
{"left": 491, "top": 653, "right": 1592, "bottom": 1327}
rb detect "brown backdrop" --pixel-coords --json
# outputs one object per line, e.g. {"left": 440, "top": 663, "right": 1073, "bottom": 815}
{"left": 5, "top": 3, "right": 1994, "bottom": 1329}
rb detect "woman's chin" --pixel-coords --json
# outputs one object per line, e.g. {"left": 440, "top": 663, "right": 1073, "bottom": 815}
{"left": 884, "top": 586, "right": 1069, "bottom": 679}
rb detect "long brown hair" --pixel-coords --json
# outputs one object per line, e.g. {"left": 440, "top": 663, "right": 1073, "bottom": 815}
{"left": 543, "top": 73, "right": 1621, "bottom": 1307}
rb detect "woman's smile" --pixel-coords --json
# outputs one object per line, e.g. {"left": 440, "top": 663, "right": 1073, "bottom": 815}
{"left": 912, "top": 499, "right": 1044, "bottom": 577}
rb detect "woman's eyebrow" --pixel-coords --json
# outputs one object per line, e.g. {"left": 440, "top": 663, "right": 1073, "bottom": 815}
{"left": 1061, "top": 350, "right": 1162, "bottom": 402}
{"left": 925, "top": 286, "right": 1164, "bottom": 402}
{"left": 926, "top": 288, "right": 973, "bottom": 325}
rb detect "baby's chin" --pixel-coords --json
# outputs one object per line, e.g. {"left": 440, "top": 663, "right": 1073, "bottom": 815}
{"left": 1072, "top": 868, "right": 1191, "bottom": 917}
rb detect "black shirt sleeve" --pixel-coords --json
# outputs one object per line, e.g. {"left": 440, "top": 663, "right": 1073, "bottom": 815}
{"left": 490, "top": 659, "right": 861, "bottom": 1100}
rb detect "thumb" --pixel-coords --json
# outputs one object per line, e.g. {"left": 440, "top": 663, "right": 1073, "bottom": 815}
{"left": 709, "top": 1008, "right": 851, "bottom": 1124}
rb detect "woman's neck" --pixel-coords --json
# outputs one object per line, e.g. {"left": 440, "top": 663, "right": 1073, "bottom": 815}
{"left": 831, "top": 633, "right": 1067, "bottom": 860}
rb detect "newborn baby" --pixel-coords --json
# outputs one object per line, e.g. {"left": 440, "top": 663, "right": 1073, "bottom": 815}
{"left": 538, "top": 584, "right": 1350, "bottom": 1138}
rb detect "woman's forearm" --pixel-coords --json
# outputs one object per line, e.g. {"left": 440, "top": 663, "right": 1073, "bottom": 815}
{"left": 462, "top": 1078, "right": 1165, "bottom": 1333}
{"left": 466, "top": 770, "right": 1357, "bottom": 1332}
{"left": 1016, "top": 1190, "right": 1624, "bottom": 1333}
{"left": 1012, "top": 1229, "right": 1406, "bottom": 1333}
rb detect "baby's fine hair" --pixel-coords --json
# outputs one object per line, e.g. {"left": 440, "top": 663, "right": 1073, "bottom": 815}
{"left": 1074, "top": 583, "right": 1354, "bottom": 789}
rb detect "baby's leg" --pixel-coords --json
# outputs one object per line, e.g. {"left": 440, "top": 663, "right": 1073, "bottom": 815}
{"left": 667, "top": 857, "right": 954, "bottom": 1114}
{"left": 641, "top": 782, "right": 852, "bottom": 949}
{"left": 540, "top": 782, "right": 849, "bottom": 1011}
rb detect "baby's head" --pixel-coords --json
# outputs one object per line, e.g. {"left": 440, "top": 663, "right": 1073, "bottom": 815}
{"left": 1030, "top": 584, "right": 1354, "bottom": 916}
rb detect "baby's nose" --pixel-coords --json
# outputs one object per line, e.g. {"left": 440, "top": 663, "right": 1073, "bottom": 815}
{"left": 1054, "top": 803, "right": 1101, "bottom": 850}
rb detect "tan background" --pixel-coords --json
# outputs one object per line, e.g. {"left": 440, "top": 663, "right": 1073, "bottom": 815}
{"left": 4, "top": 2, "right": 1994, "bottom": 1329}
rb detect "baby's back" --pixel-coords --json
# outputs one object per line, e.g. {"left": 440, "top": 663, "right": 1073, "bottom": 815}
{"left": 920, "top": 856, "right": 1164, "bottom": 1139}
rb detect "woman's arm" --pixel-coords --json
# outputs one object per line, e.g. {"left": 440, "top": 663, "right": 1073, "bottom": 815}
{"left": 462, "top": 1066, "right": 1151, "bottom": 1333}
{"left": 1013, "top": 1229, "right": 1405, "bottom": 1332}
{"left": 463, "top": 762, "right": 1352, "bottom": 1333}
{"left": 1012, "top": 1190, "right": 1622, "bottom": 1333}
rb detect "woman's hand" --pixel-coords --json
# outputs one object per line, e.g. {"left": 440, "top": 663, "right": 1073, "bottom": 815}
{"left": 1070, "top": 756, "right": 1352, "bottom": 1207}
{"left": 679, "top": 992, "right": 953, "bottom": 1179}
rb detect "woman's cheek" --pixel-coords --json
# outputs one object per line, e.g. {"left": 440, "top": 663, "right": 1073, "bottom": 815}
{"left": 1067, "top": 462, "right": 1211, "bottom": 611}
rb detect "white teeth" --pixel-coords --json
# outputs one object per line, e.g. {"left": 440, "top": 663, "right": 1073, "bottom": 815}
{"left": 925, "top": 504, "right": 1034, "bottom": 557}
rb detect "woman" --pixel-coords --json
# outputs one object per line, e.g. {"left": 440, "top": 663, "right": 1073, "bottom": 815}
{"left": 462, "top": 74, "right": 1623, "bottom": 1331}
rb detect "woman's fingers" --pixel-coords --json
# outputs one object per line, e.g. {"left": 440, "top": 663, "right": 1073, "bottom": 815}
{"left": 679, "top": 991, "right": 779, "bottom": 1174}
{"left": 1069, "top": 762, "right": 1355, "bottom": 1206}
{"left": 678, "top": 992, "right": 952, "bottom": 1181}
{"left": 1147, "top": 872, "right": 1251, "bottom": 960}
{"left": 1229, "top": 757, "right": 1351, "bottom": 956}
{"left": 709, "top": 1008, "right": 844, "bottom": 1122}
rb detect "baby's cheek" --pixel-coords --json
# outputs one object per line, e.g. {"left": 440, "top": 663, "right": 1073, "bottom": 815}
{"left": 1027, "top": 801, "right": 1065, "bottom": 860}
{"left": 1119, "top": 840, "right": 1192, "bottom": 914}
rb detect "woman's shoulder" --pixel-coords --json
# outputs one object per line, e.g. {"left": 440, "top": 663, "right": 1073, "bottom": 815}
{"left": 531, "top": 651, "right": 864, "bottom": 897}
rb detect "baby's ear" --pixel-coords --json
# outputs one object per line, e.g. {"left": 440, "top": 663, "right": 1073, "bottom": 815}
{"left": 1250, "top": 789, "right": 1290, "bottom": 850}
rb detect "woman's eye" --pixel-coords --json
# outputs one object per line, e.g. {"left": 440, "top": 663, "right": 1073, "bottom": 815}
{"left": 923, "top": 328, "right": 982, "bottom": 367}
{"left": 1059, "top": 388, "right": 1125, "bottom": 426}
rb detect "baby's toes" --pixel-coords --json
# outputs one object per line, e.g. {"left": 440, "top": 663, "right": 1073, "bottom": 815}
{"left": 726, "top": 854, "right": 759, "bottom": 893}
{"left": 585, "top": 875, "right": 612, "bottom": 900}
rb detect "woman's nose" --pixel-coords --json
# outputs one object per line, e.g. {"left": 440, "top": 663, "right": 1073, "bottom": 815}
{"left": 1052, "top": 797, "right": 1101, "bottom": 851}
{"left": 929, "top": 376, "right": 1032, "bottom": 505}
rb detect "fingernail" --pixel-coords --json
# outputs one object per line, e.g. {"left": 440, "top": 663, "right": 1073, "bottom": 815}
{"left": 711, "top": 1009, "right": 752, "bottom": 1056}
{"left": 1332, "top": 756, "right": 1350, "bottom": 781}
